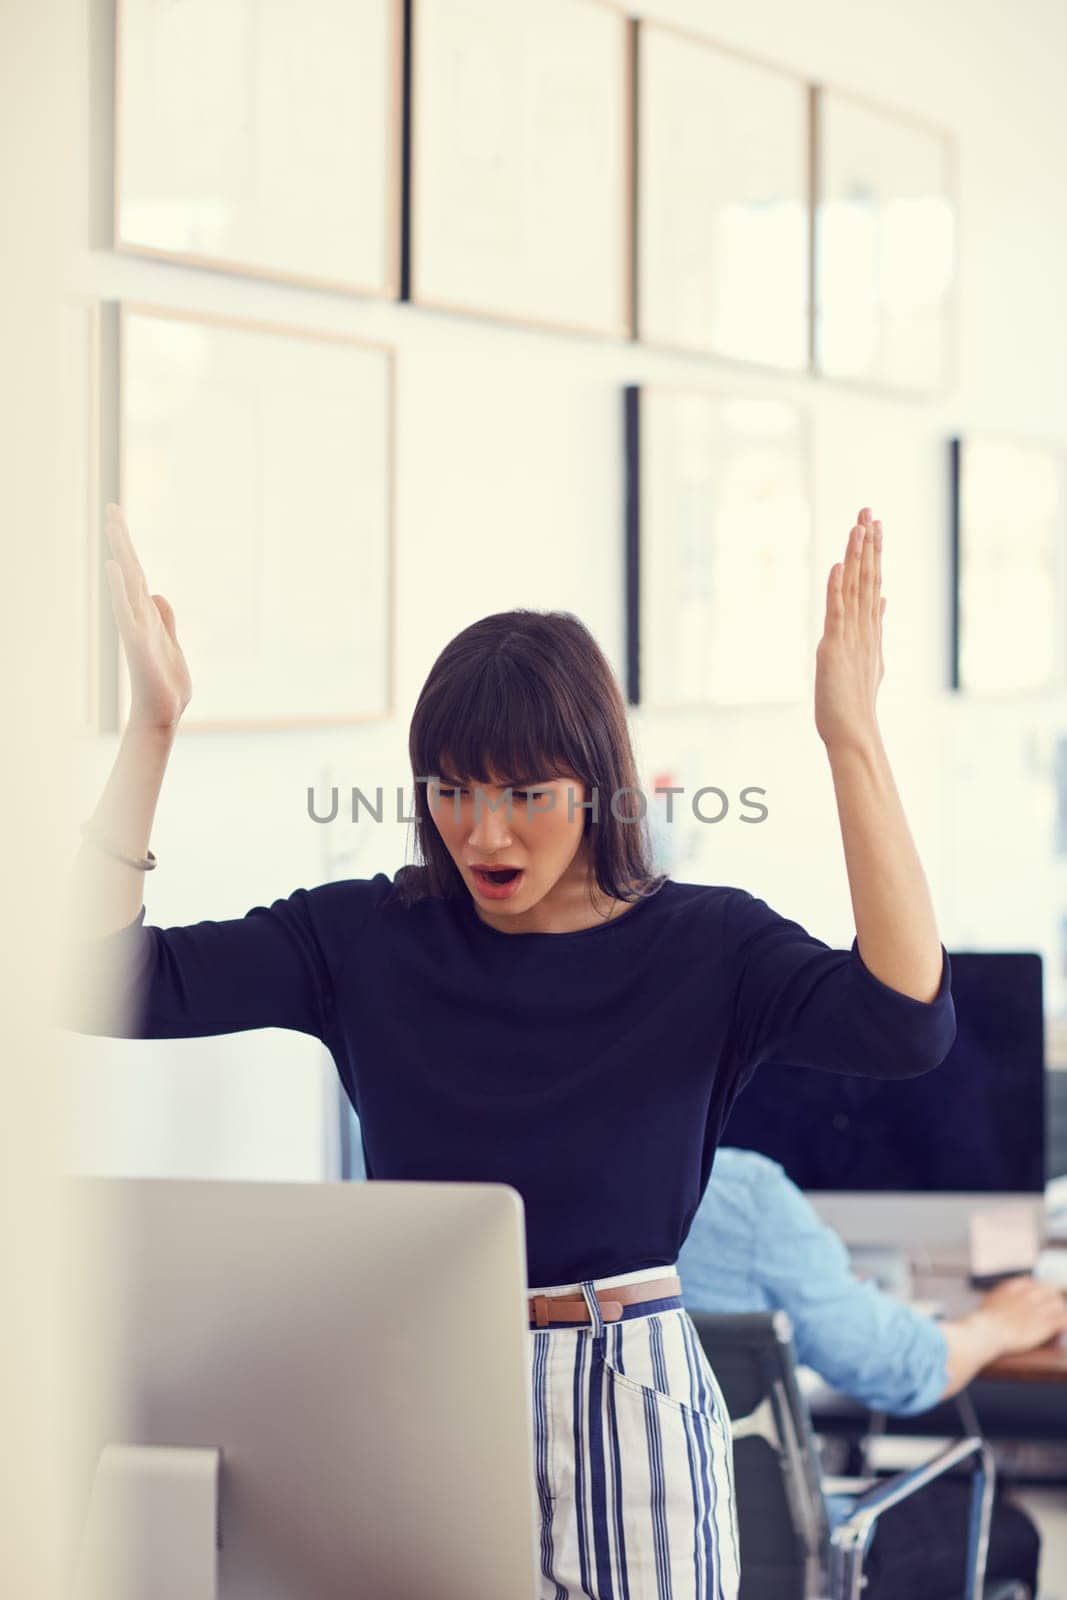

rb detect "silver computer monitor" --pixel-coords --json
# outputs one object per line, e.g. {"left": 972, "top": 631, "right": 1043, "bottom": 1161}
{"left": 62, "top": 1177, "right": 540, "bottom": 1600}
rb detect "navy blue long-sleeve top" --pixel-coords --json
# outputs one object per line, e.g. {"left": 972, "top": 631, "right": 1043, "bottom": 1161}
{"left": 64, "top": 874, "right": 956, "bottom": 1287}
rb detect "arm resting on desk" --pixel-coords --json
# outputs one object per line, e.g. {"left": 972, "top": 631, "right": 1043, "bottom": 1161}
{"left": 940, "top": 1278, "right": 1067, "bottom": 1397}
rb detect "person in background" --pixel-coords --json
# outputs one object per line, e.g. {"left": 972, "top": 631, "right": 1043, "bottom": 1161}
{"left": 677, "top": 1147, "right": 1067, "bottom": 1599}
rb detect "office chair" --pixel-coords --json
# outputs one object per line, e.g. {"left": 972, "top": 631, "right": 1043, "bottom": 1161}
{"left": 689, "top": 1310, "right": 1023, "bottom": 1600}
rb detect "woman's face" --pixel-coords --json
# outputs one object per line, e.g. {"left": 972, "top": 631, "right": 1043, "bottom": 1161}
{"left": 427, "top": 760, "right": 593, "bottom": 925}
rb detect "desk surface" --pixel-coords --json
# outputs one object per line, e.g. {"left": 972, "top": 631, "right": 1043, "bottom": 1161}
{"left": 982, "top": 1341, "right": 1067, "bottom": 1383}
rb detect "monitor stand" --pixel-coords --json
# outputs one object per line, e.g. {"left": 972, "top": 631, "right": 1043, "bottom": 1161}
{"left": 71, "top": 1444, "right": 220, "bottom": 1600}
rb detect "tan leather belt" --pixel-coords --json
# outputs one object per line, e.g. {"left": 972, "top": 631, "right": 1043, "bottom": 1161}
{"left": 528, "top": 1273, "right": 682, "bottom": 1329}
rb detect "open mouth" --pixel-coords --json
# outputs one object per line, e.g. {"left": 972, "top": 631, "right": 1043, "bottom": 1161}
{"left": 470, "top": 865, "right": 525, "bottom": 898}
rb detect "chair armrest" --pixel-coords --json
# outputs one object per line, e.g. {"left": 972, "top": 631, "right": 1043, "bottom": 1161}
{"left": 820, "top": 1475, "right": 878, "bottom": 1497}
{"left": 829, "top": 1436, "right": 995, "bottom": 1600}
{"left": 838, "top": 1436, "right": 992, "bottom": 1522}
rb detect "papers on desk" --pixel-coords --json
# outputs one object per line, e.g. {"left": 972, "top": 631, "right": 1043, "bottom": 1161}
{"left": 968, "top": 1204, "right": 1039, "bottom": 1279}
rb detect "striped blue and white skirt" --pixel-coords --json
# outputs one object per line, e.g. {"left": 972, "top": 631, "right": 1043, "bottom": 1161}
{"left": 528, "top": 1265, "right": 741, "bottom": 1600}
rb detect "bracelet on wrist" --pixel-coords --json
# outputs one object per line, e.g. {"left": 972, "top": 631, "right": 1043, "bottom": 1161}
{"left": 79, "top": 819, "right": 157, "bottom": 871}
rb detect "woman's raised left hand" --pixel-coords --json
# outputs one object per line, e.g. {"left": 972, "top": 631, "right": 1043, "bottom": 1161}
{"left": 814, "top": 506, "right": 885, "bottom": 753}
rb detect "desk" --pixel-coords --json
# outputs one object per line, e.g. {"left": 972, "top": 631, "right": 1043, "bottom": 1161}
{"left": 983, "top": 1343, "right": 1067, "bottom": 1383}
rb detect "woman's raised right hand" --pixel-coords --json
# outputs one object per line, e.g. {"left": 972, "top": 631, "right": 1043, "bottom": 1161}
{"left": 103, "top": 502, "right": 193, "bottom": 732}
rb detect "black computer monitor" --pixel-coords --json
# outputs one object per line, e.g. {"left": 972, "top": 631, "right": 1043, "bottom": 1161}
{"left": 721, "top": 952, "right": 1045, "bottom": 1192}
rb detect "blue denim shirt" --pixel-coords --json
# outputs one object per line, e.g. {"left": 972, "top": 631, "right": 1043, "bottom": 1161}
{"left": 677, "top": 1148, "right": 949, "bottom": 1532}
{"left": 677, "top": 1147, "right": 949, "bottom": 1418}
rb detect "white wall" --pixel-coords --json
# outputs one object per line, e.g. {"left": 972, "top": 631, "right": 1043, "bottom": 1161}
{"left": 4, "top": 1, "right": 87, "bottom": 1588}
{"left": 65, "top": 0, "right": 1067, "bottom": 1181}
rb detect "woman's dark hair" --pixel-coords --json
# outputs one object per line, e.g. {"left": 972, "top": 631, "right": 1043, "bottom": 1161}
{"left": 387, "top": 609, "right": 667, "bottom": 909}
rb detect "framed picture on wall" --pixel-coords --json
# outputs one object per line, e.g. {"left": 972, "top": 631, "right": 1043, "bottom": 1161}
{"left": 636, "top": 21, "right": 810, "bottom": 372}
{"left": 951, "top": 435, "right": 1066, "bottom": 695}
{"left": 625, "top": 385, "right": 814, "bottom": 709}
{"left": 61, "top": 297, "right": 103, "bottom": 735}
{"left": 814, "top": 88, "right": 956, "bottom": 394}
{"left": 114, "top": 302, "right": 395, "bottom": 731}
{"left": 407, "top": 0, "right": 633, "bottom": 337}
{"left": 115, "top": 0, "right": 403, "bottom": 297}
{"left": 1053, "top": 735, "right": 1067, "bottom": 856}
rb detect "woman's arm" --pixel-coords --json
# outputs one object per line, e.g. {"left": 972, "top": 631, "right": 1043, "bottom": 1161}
{"left": 61, "top": 504, "right": 375, "bottom": 1046}
{"left": 60, "top": 877, "right": 380, "bottom": 1043}
{"left": 816, "top": 508, "right": 943, "bottom": 1003}
{"left": 70, "top": 717, "right": 179, "bottom": 938}
{"left": 69, "top": 503, "right": 192, "bottom": 938}
{"left": 724, "top": 508, "right": 954, "bottom": 1078}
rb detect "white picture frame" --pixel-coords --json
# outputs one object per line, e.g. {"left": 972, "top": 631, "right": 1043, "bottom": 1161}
{"left": 952, "top": 435, "right": 1066, "bottom": 695}
{"left": 814, "top": 88, "right": 957, "bottom": 394}
{"left": 116, "top": 303, "right": 395, "bottom": 731}
{"left": 636, "top": 21, "right": 810, "bottom": 372}
{"left": 61, "top": 297, "right": 102, "bottom": 736}
{"left": 628, "top": 386, "right": 814, "bottom": 710}
{"left": 408, "top": 0, "right": 633, "bottom": 338}
{"left": 115, "top": 0, "right": 403, "bottom": 298}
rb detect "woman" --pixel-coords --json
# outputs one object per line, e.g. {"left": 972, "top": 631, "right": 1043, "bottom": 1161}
{"left": 68, "top": 502, "right": 956, "bottom": 1600}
